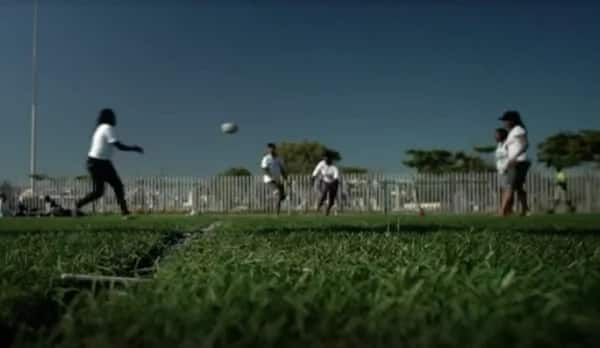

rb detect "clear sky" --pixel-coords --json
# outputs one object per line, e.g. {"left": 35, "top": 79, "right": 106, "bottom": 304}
{"left": 1, "top": 0, "right": 599, "bottom": 181}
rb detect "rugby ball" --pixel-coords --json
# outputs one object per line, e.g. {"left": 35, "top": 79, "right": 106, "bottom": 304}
{"left": 221, "top": 122, "right": 238, "bottom": 134}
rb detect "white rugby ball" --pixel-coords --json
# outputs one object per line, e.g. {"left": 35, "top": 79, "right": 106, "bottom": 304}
{"left": 220, "top": 122, "right": 238, "bottom": 134}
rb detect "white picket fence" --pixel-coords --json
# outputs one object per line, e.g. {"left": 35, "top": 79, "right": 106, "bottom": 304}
{"left": 2, "top": 172, "right": 600, "bottom": 215}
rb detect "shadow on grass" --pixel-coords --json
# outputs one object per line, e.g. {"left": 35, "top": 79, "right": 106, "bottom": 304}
{"left": 121, "top": 230, "right": 186, "bottom": 276}
{"left": 0, "top": 226, "right": 171, "bottom": 238}
{"left": 0, "top": 229, "right": 191, "bottom": 347}
{"left": 0, "top": 293, "right": 63, "bottom": 347}
{"left": 512, "top": 227, "right": 600, "bottom": 237}
{"left": 248, "top": 223, "right": 468, "bottom": 235}
{"left": 245, "top": 223, "right": 600, "bottom": 237}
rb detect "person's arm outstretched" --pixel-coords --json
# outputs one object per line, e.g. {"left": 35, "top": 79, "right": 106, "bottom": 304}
{"left": 114, "top": 142, "right": 144, "bottom": 154}
{"left": 105, "top": 126, "right": 143, "bottom": 154}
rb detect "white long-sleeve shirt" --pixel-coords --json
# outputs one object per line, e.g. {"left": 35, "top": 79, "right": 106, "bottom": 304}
{"left": 261, "top": 154, "right": 284, "bottom": 183}
{"left": 505, "top": 125, "right": 528, "bottom": 162}
{"left": 312, "top": 160, "right": 340, "bottom": 183}
{"left": 495, "top": 142, "right": 509, "bottom": 174}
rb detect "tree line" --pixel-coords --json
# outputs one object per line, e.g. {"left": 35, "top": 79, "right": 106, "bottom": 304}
{"left": 219, "top": 130, "right": 600, "bottom": 176}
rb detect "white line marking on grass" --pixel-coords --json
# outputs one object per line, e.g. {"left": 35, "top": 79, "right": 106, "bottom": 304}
{"left": 60, "top": 273, "right": 151, "bottom": 284}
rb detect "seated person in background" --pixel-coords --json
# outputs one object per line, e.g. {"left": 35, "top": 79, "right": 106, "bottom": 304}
{"left": 44, "top": 196, "right": 71, "bottom": 216}
{"left": 44, "top": 196, "right": 71, "bottom": 217}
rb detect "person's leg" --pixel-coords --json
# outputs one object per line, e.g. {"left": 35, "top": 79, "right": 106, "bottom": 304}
{"left": 516, "top": 188, "right": 529, "bottom": 216}
{"left": 76, "top": 160, "right": 106, "bottom": 212}
{"left": 498, "top": 188, "right": 504, "bottom": 216}
{"left": 517, "top": 189, "right": 528, "bottom": 215}
{"left": 276, "top": 182, "right": 286, "bottom": 216}
{"left": 326, "top": 182, "right": 339, "bottom": 216}
{"left": 105, "top": 163, "right": 130, "bottom": 215}
{"left": 317, "top": 186, "right": 328, "bottom": 212}
{"left": 268, "top": 181, "right": 283, "bottom": 216}
{"left": 500, "top": 168, "right": 516, "bottom": 216}
{"left": 498, "top": 174, "right": 509, "bottom": 216}
{"left": 515, "top": 162, "right": 530, "bottom": 216}
{"left": 500, "top": 189, "right": 513, "bottom": 217}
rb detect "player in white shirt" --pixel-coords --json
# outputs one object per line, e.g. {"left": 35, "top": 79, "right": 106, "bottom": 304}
{"left": 261, "top": 143, "right": 287, "bottom": 215}
{"left": 311, "top": 153, "right": 340, "bottom": 216}
{"left": 494, "top": 128, "right": 510, "bottom": 215}
{"left": 75, "top": 109, "right": 144, "bottom": 216}
{"left": 499, "top": 110, "right": 530, "bottom": 216}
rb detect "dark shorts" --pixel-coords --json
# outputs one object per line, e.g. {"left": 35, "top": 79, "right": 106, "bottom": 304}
{"left": 267, "top": 181, "right": 286, "bottom": 200}
{"left": 87, "top": 157, "right": 122, "bottom": 188}
{"left": 320, "top": 181, "right": 339, "bottom": 202}
{"left": 506, "top": 161, "right": 531, "bottom": 190}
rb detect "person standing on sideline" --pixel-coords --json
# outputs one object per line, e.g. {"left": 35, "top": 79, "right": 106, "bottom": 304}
{"left": 499, "top": 110, "right": 531, "bottom": 216}
{"left": 75, "top": 109, "right": 143, "bottom": 216}
{"left": 261, "top": 143, "right": 287, "bottom": 215}
{"left": 311, "top": 153, "right": 340, "bottom": 216}
{"left": 494, "top": 128, "right": 510, "bottom": 215}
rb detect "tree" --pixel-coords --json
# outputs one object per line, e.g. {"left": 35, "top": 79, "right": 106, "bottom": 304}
{"left": 340, "top": 166, "right": 368, "bottom": 175}
{"left": 219, "top": 167, "right": 252, "bottom": 177}
{"left": 277, "top": 141, "right": 341, "bottom": 175}
{"left": 0, "top": 180, "right": 16, "bottom": 196}
{"left": 403, "top": 149, "right": 494, "bottom": 173}
{"left": 537, "top": 130, "right": 600, "bottom": 169}
{"left": 473, "top": 145, "right": 496, "bottom": 154}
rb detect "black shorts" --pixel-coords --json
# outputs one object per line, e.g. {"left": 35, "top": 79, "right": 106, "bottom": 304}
{"left": 87, "top": 157, "right": 123, "bottom": 188}
{"left": 506, "top": 161, "right": 530, "bottom": 190}
{"left": 321, "top": 181, "right": 339, "bottom": 201}
{"left": 267, "top": 181, "right": 286, "bottom": 200}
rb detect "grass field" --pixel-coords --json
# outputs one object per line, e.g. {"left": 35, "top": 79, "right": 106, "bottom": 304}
{"left": 1, "top": 214, "right": 600, "bottom": 347}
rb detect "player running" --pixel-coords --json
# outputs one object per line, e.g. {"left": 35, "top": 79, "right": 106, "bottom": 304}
{"left": 74, "top": 109, "right": 144, "bottom": 217}
{"left": 311, "top": 153, "right": 340, "bottom": 216}
{"left": 261, "top": 143, "right": 287, "bottom": 215}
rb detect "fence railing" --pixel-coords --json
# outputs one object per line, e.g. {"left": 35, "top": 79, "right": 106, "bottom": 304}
{"left": 2, "top": 172, "right": 600, "bottom": 215}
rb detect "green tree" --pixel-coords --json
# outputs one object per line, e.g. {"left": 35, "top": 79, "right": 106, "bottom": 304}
{"left": 277, "top": 141, "right": 341, "bottom": 174}
{"left": 0, "top": 180, "right": 16, "bottom": 196}
{"left": 403, "top": 149, "right": 493, "bottom": 174}
{"left": 219, "top": 167, "right": 252, "bottom": 177}
{"left": 473, "top": 145, "right": 496, "bottom": 154}
{"left": 537, "top": 130, "right": 600, "bottom": 169}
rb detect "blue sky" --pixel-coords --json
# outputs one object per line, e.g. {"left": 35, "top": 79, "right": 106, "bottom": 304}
{"left": 1, "top": 0, "right": 599, "bottom": 181}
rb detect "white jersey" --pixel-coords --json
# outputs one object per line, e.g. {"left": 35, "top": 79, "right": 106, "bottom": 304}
{"left": 495, "top": 142, "right": 509, "bottom": 174}
{"left": 88, "top": 124, "right": 118, "bottom": 160}
{"left": 312, "top": 160, "right": 340, "bottom": 183}
{"left": 505, "top": 125, "right": 528, "bottom": 162}
{"left": 261, "top": 154, "right": 284, "bottom": 183}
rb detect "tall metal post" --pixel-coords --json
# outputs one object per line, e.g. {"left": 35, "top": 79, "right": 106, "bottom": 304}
{"left": 30, "top": 0, "right": 39, "bottom": 195}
